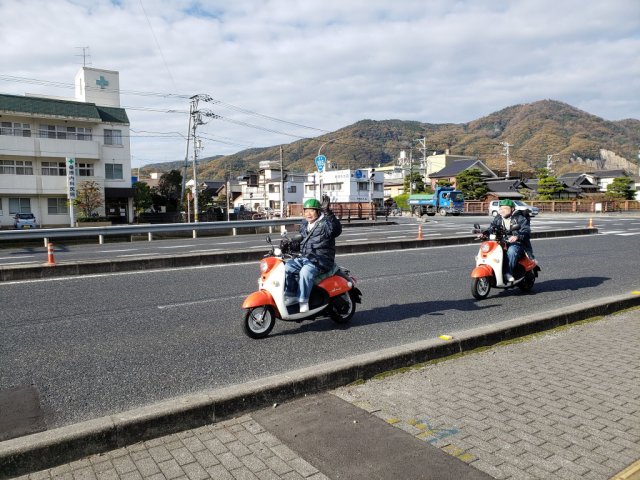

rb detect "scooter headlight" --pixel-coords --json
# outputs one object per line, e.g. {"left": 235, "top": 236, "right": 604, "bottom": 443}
{"left": 260, "top": 259, "right": 268, "bottom": 273}
{"left": 273, "top": 247, "right": 282, "bottom": 256}
{"left": 481, "top": 243, "right": 491, "bottom": 253}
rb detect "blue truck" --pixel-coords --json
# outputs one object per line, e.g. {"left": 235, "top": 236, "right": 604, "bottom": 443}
{"left": 408, "top": 186, "right": 464, "bottom": 216}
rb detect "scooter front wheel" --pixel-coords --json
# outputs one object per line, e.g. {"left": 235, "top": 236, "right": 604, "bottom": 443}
{"left": 471, "top": 277, "right": 491, "bottom": 299}
{"left": 243, "top": 306, "right": 275, "bottom": 339}
{"left": 329, "top": 291, "right": 357, "bottom": 324}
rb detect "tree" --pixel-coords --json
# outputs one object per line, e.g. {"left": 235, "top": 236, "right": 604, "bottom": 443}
{"left": 436, "top": 179, "right": 453, "bottom": 187}
{"left": 74, "top": 180, "right": 104, "bottom": 218}
{"left": 455, "top": 168, "right": 489, "bottom": 200}
{"left": 156, "top": 170, "right": 183, "bottom": 212}
{"left": 536, "top": 169, "right": 564, "bottom": 200}
{"left": 404, "top": 172, "right": 427, "bottom": 193}
{"left": 133, "top": 181, "right": 153, "bottom": 217}
{"left": 606, "top": 177, "right": 635, "bottom": 200}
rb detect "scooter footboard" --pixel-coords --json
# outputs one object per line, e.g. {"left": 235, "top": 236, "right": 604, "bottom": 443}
{"left": 242, "top": 290, "right": 276, "bottom": 309}
{"left": 471, "top": 264, "right": 493, "bottom": 278}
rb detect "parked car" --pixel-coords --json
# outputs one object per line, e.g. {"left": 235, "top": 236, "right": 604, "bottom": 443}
{"left": 489, "top": 200, "right": 539, "bottom": 217}
{"left": 14, "top": 212, "right": 39, "bottom": 229}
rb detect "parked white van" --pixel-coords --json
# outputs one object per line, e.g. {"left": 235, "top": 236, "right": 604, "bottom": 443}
{"left": 489, "top": 200, "right": 539, "bottom": 217}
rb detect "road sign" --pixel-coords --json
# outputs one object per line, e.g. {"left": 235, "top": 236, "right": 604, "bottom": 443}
{"left": 66, "top": 157, "right": 77, "bottom": 200}
{"left": 355, "top": 169, "right": 363, "bottom": 179}
{"left": 315, "top": 155, "right": 326, "bottom": 172}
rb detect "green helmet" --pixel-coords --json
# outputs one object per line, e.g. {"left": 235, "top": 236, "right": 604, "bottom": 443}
{"left": 499, "top": 199, "right": 515, "bottom": 208}
{"left": 303, "top": 198, "right": 322, "bottom": 210}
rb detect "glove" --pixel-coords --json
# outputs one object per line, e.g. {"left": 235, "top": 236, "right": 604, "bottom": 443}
{"left": 321, "top": 194, "right": 332, "bottom": 214}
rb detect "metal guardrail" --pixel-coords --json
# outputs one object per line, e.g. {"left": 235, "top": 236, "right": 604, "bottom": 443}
{"left": 0, "top": 218, "right": 301, "bottom": 244}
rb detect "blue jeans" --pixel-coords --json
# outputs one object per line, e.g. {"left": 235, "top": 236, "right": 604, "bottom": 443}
{"left": 285, "top": 257, "right": 320, "bottom": 302}
{"left": 506, "top": 244, "right": 524, "bottom": 276}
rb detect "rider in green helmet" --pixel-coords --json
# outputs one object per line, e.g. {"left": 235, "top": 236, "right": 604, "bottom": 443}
{"left": 484, "top": 198, "right": 532, "bottom": 282}
{"left": 284, "top": 195, "right": 342, "bottom": 313}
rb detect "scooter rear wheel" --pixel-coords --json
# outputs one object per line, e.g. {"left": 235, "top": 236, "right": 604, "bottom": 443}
{"left": 329, "top": 291, "right": 357, "bottom": 324}
{"left": 471, "top": 277, "right": 491, "bottom": 299}
{"left": 243, "top": 306, "right": 275, "bottom": 339}
{"left": 518, "top": 271, "right": 536, "bottom": 291}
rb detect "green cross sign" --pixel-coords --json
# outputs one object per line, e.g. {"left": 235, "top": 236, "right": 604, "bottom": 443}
{"left": 96, "top": 75, "right": 109, "bottom": 89}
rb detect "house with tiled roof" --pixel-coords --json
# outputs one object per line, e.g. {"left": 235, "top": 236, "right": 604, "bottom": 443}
{"left": 0, "top": 67, "right": 133, "bottom": 228}
{"left": 428, "top": 159, "right": 498, "bottom": 189}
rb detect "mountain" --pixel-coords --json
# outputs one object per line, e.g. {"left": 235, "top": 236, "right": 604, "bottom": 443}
{"left": 140, "top": 100, "right": 640, "bottom": 179}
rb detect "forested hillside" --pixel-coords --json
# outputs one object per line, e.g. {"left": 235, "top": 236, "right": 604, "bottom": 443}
{"left": 140, "top": 100, "right": 639, "bottom": 179}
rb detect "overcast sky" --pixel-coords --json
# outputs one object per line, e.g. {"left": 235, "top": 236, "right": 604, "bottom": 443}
{"left": 1, "top": 0, "right": 638, "bottom": 168}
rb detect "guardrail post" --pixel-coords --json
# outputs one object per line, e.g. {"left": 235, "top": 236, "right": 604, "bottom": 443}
{"left": 192, "top": 230, "right": 197, "bottom": 239}
{"left": 233, "top": 227, "right": 237, "bottom": 236}
{"left": 148, "top": 232, "right": 153, "bottom": 242}
{"left": 99, "top": 235, "right": 104, "bottom": 245}
{"left": 44, "top": 237, "right": 49, "bottom": 247}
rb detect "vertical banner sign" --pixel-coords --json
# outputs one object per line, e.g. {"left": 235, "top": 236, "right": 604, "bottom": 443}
{"left": 315, "top": 155, "right": 327, "bottom": 200}
{"left": 66, "top": 158, "right": 77, "bottom": 227}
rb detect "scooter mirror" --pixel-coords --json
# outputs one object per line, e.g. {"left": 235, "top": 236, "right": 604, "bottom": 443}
{"left": 510, "top": 224, "right": 521, "bottom": 232}
{"left": 473, "top": 223, "right": 481, "bottom": 230}
{"left": 291, "top": 233, "right": 303, "bottom": 242}
{"left": 266, "top": 234, "right": 272, "bottom": 244}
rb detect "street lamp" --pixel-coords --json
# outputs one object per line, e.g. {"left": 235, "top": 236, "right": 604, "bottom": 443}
{"left": 369, "top": 169, "right": 376, "bottom": 205}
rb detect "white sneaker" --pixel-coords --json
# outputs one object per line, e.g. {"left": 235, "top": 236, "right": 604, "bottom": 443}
{"left": 299, "top": 302, "right": 309, "bottom": 313}
{"left": 505, "top": 273, "right": 515, "bottom": 282}
{"left": 284, "top": 296, "right": 297, "bottom": 306}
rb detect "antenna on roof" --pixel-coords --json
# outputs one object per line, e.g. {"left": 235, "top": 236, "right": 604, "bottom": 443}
{"left": 75, "top": 46, "right": 92, "bottom": 67}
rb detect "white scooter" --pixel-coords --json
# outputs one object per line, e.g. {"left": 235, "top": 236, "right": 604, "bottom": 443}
{"left": 470, "top": 223, "right": 540, "bottom": 299}
{"left": 241, "top": 233, "right": 362, "bottom": 339}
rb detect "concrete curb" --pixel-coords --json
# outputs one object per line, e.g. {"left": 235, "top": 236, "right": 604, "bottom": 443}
{"left": 0, "top": 228, "right": 598, "bottom": 282}
{"left": 1, "top": 290, "right": 638, "bottom": 478}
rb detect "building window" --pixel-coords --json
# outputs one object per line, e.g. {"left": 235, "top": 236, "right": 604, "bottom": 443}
{"left": 287, "top": 186, "right": 297, "bottom": 193}
{"left": 37, "top": 124, "right": 91, "bottom": 141}
{"left": 42, "top": 161, "right": 66, "bottom": 176}
{"left": 104, "top": 129, "right": 123, "bottom": 146}
{"left": 77, "top": 127, "right": 92, "bottom": 141}
{"left": 48, "top": 197, "right": 68, "bottom": 215}
{"left": 9, "top": 198, "right": 31, "bottom": 214}
{"left": 0, "top": 160, "right": 33, "bottom": 175}
{"left": 0, "top": 198, "right": 3, "bottom": 215}
{"left": 105, "top": 163, "right": 123, "bottom": 179}
{"left": 357, "top": 182, "right": 369, "bottom": 192}
{"left": 268, "top": 184, "right": 280, "bottom": 193}
{"left": 305, "top": 184, "right": 317, "bottom": 194}
{"left": 1, "top": 122, "right": 31, "bottom": 137}
{"left": 78, "top": 163, "right": 94, "bottom": 177}
{"left": 323, "top": 182, "right": 343, "bottom": 192}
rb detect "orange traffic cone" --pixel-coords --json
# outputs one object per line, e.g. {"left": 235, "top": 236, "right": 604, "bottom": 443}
{"left": 47, "top": 242, "right": 55, "bottom": 266}
{"left": 588, "top": 217, "right": 593, "bottom": 228}
{"left": 417, "top": 224, "right": 424, "bottom": 240}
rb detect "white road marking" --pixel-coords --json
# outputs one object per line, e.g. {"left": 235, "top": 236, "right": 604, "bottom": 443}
{"left": 99, "top": 249, "right": 138, "bottom": 253}
{"left": 189, "top": 249, "right": 223, "bottom": 252}
{"left": 118, "top": 253, "right": 156, "bottom": 257}
{"left": 618, "top": 232, "right": 640, "bottom": 236}
{"left": 158, "top": 294, "right": 247, "bottom": 309}
{"left": 158, "top": 245, "right": 192, "bottom": 249}
{"left": 0, "top": 255, "right": 34, "bottom": 260}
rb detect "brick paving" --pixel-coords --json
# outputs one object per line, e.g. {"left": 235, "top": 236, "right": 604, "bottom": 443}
{"left": 334, "top": 309, "right": 640, "bottom": 479}
{"left": 9, "top": 310, "right": 639, "bottom": 480}
{"left": 12, "top": 416, "right": 330, "bottom": 480}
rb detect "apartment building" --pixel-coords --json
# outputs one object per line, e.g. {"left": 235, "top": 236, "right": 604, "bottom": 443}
{"left": 0, "top": 67, "right": 133, "bottom": 228}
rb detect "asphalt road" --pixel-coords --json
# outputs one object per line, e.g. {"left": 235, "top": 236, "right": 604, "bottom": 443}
{"left": 2, "top": 230, "right": 639, "bottom": 432}
{"left": 1, "top": 213, "right": 639, "bottom": 266}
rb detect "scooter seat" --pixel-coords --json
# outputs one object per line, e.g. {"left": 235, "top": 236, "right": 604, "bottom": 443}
{"left": 314, "top": 264, "right": 340, "bottom": 284}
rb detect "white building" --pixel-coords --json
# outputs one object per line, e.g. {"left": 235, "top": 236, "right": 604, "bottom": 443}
{"left": 0, "top": 67, "right": 133, "bottom": 228}
{"left": 236, "top": 162, "right": 305, "bottom": 213}
{"left": 304, "top": 168, "right": 384, "bottom": 206}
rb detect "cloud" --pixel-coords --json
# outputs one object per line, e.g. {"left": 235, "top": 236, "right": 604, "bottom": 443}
{"left": 1, "top": 0, "right": 638, "bottom": 168}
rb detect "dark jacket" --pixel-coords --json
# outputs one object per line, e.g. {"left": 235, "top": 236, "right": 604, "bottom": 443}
{"left": 298, "top": 212, "right": 342, "bottom": 272}
{"left": 488, "top": 210, "right": 531, "bottom": 244}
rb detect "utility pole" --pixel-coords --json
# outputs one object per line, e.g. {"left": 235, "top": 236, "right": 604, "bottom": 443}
{"left": 189, "top": 95, "right": 205, "bottom": 223}
{"left": 280, "top": 146, "right": 285, "bottom": 218}
{"left": 501, "top": 141, "right": 514, "bottom": 178}
{"left": 417, "top": 137, "right": 427, "bottom": 177}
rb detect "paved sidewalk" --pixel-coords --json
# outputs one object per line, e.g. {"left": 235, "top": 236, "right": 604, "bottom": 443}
{"left": 8, "top": 309, "right": 640, "bottom": 480}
